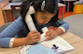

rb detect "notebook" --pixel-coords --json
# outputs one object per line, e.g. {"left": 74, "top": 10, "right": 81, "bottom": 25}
{"left": 40, "top": 36, "right": 75, "bottom": 53}
{"left": 19, "top": 36, "right": 75, "bottom": 54}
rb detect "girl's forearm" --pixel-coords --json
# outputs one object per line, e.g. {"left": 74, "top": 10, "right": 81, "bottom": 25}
{"left": 12, "top": 37, "right": 29, "bottom": 47}
{"left": 55, "top": 28, "right": 64, "bottom": 35}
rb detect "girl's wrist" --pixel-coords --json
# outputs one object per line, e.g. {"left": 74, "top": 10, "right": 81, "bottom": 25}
{"left": 25, "top": 37, "right": 29, "bottom": 45}
{"left": 25, "top": 37, "right": 32, "bottom": 45}
{"left": 53, "top": 29, "right": 58, "bottom": 36}
{"left": 55, "top": 28, "right": 64, "bottom": 35}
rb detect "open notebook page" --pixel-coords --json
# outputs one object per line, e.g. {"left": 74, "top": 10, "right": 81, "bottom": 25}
{"left": 40, "top": 36, "right": 75, "bottom": 53}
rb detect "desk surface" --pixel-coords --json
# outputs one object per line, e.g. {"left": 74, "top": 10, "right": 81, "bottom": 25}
{"left": 2, "top": 2, "right": 22, "bottom": 10}
{"left": 0, "top": 32, "right": 83, "bottom": 54}
{"left": 0, "top": 0, "right": 9, "bottom": 8}
{"left": 2, "top": 2, "right": 66, "bottom": 10}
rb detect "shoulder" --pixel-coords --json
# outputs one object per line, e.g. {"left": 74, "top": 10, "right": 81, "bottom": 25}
{"left": 57, "top": 20, "right": 69, "bottom": 24}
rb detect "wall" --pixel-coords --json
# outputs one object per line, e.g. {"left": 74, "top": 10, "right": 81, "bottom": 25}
{"left": 0, "top": 6, "right": 5, "bottom": 26}
{"left": 0, "top": 0, "right": 9, "bottom": 26}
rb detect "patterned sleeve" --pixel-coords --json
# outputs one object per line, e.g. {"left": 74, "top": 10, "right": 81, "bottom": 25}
{"left": 0, "top": 16, "right": 24, "bottom": 47}
{"left": 47, "top": 20, "right": 69, "bottom": 33}
{"left": 55, "top": 20, "right": 69, "bottom": 32}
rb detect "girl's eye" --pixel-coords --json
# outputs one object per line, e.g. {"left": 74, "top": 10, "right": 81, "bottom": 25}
{"left": 42, "top": 16, "right": 47, "bottom": 19}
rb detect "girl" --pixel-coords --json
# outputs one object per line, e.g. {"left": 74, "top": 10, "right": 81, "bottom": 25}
{"left": 0, "top": 0, "right": 69, "bottom": 48}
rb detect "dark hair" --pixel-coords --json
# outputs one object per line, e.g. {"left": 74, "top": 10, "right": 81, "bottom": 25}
{"left": 20, "top": 0, "right": 58, "bottom": 20}
{"left": 20, "top": 0, "right": 59, "bottom": 31}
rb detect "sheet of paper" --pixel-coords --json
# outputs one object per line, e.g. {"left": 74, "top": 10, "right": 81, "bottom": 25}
{"left": 41, "top": 36, "right": 75, "bottom": 53}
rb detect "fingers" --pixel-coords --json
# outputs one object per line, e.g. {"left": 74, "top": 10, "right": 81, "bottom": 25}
{"left": 45, "top": 32, "right": 55, "bottom": 41}
{"left": 34, "top": 38, "right": 41, "bottom": 42}
{"left": 29, "top": 30, "right": 41, "bottom": 40}
{"left": 30, "top": 30, "right": 40, "bottom": 36}
{"left": 45, "top": 29, "right": 58, "bottom": 41}
{"left": 31, "top": 30, "right": 39, "bottom": 34}
{"left": 45, "top": 29, "right": 53, "bottom": 37}
{"left": 26, "top": 30, "right": 41, "bottom": 44}
{"left": 32, "top": 30, "right": 41, "bottom": 39}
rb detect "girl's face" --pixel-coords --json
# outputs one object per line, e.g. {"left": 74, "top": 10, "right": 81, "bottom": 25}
{"left": 34, "top": 11, "right": 55, "bottom": 25}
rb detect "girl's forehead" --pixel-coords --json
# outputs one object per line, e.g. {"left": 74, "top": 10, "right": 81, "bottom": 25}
{"left": 40, "top": 11, "right": 56, "bottom": 15}
{"left": 42, "top": 12, "right": 56, "bottom": 18}
{"left": 42, "top": 10, "right": 56, "bottom": 15}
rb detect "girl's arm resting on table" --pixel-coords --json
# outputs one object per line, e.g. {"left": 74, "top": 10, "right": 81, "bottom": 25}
{"left": 13, "top": 30, "right": 41, "bottom": 47}
{"left": 45, "top": 20, "right": 69, "bottom": 41}
{"left": 56, "top": 20, "right": 69, "bottom": 33}
{"left": 53, "top": 20, "right": 69, "bottom": 35}
{"left": 13, "top": 37, "right": 28, "bottom": 47}
{"left": 0, "top": 17, "right": 25, "bottom": 48}
{"left": 54, "top": 27, "right": 64, "bottom": 35}
{"left": 0, "top": 38, "right": 11, "bottom": 47}
{"left": 51, "top": 20, "right": 69, "bottom": 35}
{"left": 0, "top": 36, "right": 35, "bottom": 47}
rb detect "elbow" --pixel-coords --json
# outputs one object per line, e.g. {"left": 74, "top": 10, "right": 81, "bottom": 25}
{"left": 60, "top": 22, "right": 69, "bottom": 32}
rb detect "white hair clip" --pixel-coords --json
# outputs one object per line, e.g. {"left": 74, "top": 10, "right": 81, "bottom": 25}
{"left": 41, "top": 0, "right": 45, "bottom": 11}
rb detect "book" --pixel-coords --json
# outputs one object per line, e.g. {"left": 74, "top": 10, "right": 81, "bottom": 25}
{"left": 40, "top": 36, "right": 75, "bottom": 53}
{"left": 19, "top": 36, "right": 75, "bottom": 54}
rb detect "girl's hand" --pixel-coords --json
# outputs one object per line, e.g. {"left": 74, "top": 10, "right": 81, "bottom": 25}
{"left": 25, "top": 30, "right": 41, "bottom": 44}
{"left": 45, "top": 29, "right": 58, "bottom": 41}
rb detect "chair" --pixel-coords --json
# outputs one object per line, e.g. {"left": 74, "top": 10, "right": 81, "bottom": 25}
{"left": 73, "top": 4, "right": 83, "bottom": 13}
{"left": 11, "top": 4, "right": 21, "bottom": 21}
